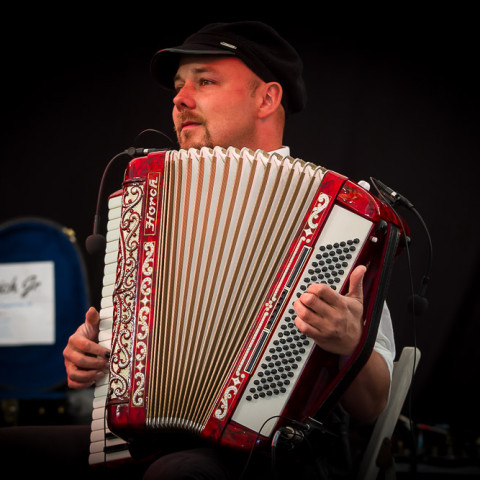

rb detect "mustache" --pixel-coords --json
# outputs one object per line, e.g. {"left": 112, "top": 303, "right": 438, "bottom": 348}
{"left": 176, "top": 113, "right": 205, "bottom": 128}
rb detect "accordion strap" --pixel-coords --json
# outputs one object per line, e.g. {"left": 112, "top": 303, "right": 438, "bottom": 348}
{"left": 313, "top": 222, "right": 402, "bottom": 421}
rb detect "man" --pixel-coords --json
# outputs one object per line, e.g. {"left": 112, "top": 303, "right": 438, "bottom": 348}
{"left": 65, "top": 21, "right": 395, "bottom": 479}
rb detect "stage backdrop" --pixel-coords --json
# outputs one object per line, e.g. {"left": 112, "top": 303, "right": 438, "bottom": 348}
{"left": 1, "top": 7, "right": 479, "bottom": 451}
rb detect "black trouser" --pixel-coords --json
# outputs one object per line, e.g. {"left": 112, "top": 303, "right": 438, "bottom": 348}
{"left": 0, "top": 425, "right": 266, "bottom": 480}
{"left": 0, "top": 411, "right": 354, "bottom": 480}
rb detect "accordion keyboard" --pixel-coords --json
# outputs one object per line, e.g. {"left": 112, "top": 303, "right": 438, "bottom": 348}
{"left": 88, "top": 193, "right": 132, "bottom": 465}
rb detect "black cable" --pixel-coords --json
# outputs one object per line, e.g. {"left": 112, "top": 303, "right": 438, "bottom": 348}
{"left": 270, "top": 430, "right": 282, "bottom": 479}
{"left": 85, "top": 146, "right": 167, "bottom": 255}
{"left": 133, "top": 128, "right": 175, "bottom": 148}
{"left": 238, "top": 414, "right": 283, "bottom": 480}
{"left": 238, "top": 415, "right": 314, "bottom": 480}
{"left": 370, "top": 177, "right": 432, "bottom": 474}
{"left": 86, "top": 128, "right": 176, "bottom": 255}
{"left": 370, "top": 178, "right": 433, "bottom": 316}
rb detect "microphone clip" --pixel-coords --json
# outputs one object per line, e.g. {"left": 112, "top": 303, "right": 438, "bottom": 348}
{"left": 370, "top": 177, "right": 414, "bottom": 210}
{"left": 125, "top": 147, "right": 164, "bottom": 157}
{"left": 85, "top": 146, "right": 167, "bottom": 255}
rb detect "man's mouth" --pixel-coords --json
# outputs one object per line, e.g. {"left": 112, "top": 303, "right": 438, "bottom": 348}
{"left": 181, "top": 121, "right": 200, "bottom": 130}
{"left": 178, "top": 114, "right": 204, "bottom": 131}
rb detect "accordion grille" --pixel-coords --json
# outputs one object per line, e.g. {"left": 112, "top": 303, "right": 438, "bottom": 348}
{"left": 146, "top": 147, "right": 325, "bottom": 432}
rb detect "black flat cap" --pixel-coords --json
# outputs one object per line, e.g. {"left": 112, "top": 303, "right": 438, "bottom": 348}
{"left": 151, "top": 21, "right": 307, "bottom": 114}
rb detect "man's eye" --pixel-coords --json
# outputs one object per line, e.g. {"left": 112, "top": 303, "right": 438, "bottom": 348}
{"left": 199, "top": 78, "right": 214, "bottom": 86}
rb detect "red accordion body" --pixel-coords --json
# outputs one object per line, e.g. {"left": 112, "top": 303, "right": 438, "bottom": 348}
{"left": 90, "top": 147, "right": 406, "bottom": 461}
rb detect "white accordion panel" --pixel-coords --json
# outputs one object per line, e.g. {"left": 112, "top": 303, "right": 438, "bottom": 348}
{"left": 232, "top": 204, "right": 373, "bottom": 436}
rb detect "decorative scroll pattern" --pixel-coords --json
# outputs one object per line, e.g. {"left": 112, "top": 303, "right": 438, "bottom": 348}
{"left": 215, "top": 374, "right": 245, "bottom": 420}
{"left": 132, "top": 241, "right": 155, "bottom": 406}
{"left": 109, "top": 184, "right": 144, "bottom": 400}
{"left": 302, "top": 193, "right": 330, "bottom": 241}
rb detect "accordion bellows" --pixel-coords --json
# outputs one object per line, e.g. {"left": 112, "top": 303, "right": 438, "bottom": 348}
{"left": 90, "top": 146, "right": 405, "bottom": 462}
{"left": 110, "top": 146, "right": 324, "bottom": 422}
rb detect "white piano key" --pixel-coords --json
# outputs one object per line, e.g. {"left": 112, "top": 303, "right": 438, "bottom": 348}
{"left": 102, "top": 273, "right": 117, "bottom": 288}
{"left": 99, "top": 318, "right": 113, "bottom": 332}
{"left": 108, "top": 194, "right": 122, "bottom": 209}
{"left": 101, "top": 296, "right": 113, "bottom": 310}
{"left": 104, "top": 251, "right": 118, "bottom": 265}
{"left": 92, "top": 407, "right": 107, "bottom": 420}
{"left": 91, "top": 418, "right": 107, "bottom": 431}
{"left": 108, "top": 209, "right": 122, "bottom": 221}
{"left": 99, "top": 306, "right": 114, "bottom": 320}
{"left": 106, "top": 228, "right": 120, "bottom": 242}
{"left": 102, "top": 284, "right": 115, "bottom": 299}
{"left": 107, "top": 218, "right": 121, "bottom": 233}
{"left": 98, "top": 329, "right": 112, "bottom": 342}
{"left": 92, "top": 395, "right": 107, "bottom": 410}
{"left": 103, "top": 262, "right": 117, "bottom": 277}
{"left": 89, "top": 448, "right": 131, "bottom": 466}
{"left": 99, "top": 330, "right": 112, "bottom": 341}
{"left": 108, "top": 206, "right": 122, "bottom": 219}
{"left": 94, "top": 383, "right": 109, "bottom": 398}
{"left": 89, "top": 441, "right": 105, "bottom": 454}
{"left": 105, "top": 240, "right": 119, "bottom": 253}
{"left": 90, "top": 428, "right": 109, "bottom": 442}
{"left": 98, "top": 339, "right": 111, "bottom": 351}
{"left": 95, "top": 372, "right": 109, "bottom": 387}
{"left": 90, "top": 435, "right": 127, "bottom": 454}
{"left": 102, "top": 270, "right": 117, "bottom": 283}
{"left": 90, "top": 419, "right": 106, "bottom": 434}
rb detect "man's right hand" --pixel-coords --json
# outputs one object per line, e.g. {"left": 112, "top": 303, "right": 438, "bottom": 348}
{"left": 63, "top": 307, "right": 110, "bottom": 389}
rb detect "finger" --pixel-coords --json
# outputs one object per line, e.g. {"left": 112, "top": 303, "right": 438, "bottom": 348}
{"left": 67, "top": 368, "right": 106, "bottom": 389}
{"left": 83, "top": 307, "right": 101, "bottom": 340}
{"left": 294, "top": 295, "right": 318, "bottom": 323}
{"left": 64, "top": 342, "right": 109, "bottom": 370}
{"left": 85, "top": 306, "right": 100, "bottom": 325}
{"left": 294, "top": 314, "right": 321, "bottom": 340}
{"left": 305, "top": 282, "right": 338, "bottom": 306}
{"left": 74, "top": 307, "right": 110, "bottom": 358}
{"left": 294, "top": 295, "right": 335, "bottom": 336}
{"left": 67, "top": 330, "right": 110, "bottom": 359}
{"left": 295, "top": 293, "right": 331, "bottom": 327}
{"left": 346, "top": 265, "right": 366, "bottom": 303}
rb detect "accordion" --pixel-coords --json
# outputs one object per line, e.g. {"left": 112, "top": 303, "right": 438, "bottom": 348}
{"left": 89, "top": 147, "right": 406, "bottom": 465}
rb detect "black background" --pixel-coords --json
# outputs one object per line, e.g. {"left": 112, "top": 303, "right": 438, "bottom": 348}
{"left": 1, "top": 5, "right": 479, "bottom": 449}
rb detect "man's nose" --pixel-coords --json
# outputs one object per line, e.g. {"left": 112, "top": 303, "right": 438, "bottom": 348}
{"left": 173, "top": 83, "right": 196, "bottom": 110}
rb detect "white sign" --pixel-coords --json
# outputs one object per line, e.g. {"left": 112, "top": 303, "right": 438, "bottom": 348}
{"left": 0, "top": 261, "right": 55, "bottom": 346}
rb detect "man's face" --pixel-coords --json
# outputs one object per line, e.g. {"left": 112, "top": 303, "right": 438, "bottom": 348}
{"left": 172, "top": 55, "right": 262, "bottom": 150}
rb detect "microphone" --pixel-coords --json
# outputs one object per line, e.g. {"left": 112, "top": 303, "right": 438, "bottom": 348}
{"left": 370, "top": 177, "right": 433, "bottom": 317}
{"left": 85, "top": 147, "right": 164, "bottom": 255}
{"left": 370, "top": 178, "right": 414, "bottom": 209}
{"left": 85, "top": 214, "right": 107, "bottom": 255}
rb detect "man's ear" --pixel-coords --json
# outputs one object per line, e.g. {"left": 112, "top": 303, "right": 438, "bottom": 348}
{"left": 258, "top": 82, "right": 283, "bottom": 119}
